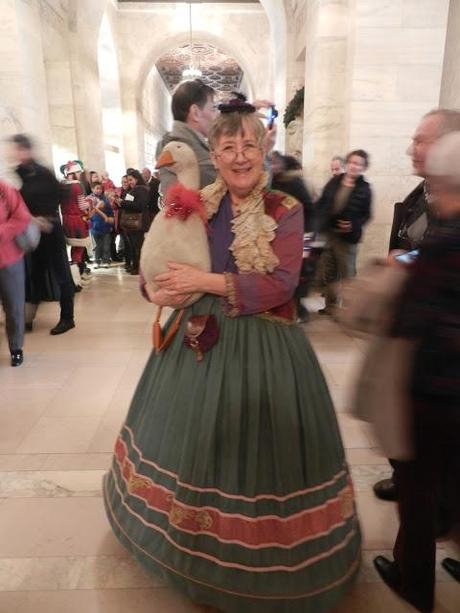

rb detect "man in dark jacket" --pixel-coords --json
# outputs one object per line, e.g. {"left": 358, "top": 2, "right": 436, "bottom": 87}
{"left": 374, "top": 109, "right": 460, "bottom": 503}
{"left": 315, "top": 149, "right": 372, "bottom": 313}
{"left": 141, "top": 167, "right": 160, "bottom": 222}
{"left": 373, "top": 131, "right": 460, "bottom": 612}
{"left": 10, "top": 134, "right": 75, "bottom": 335}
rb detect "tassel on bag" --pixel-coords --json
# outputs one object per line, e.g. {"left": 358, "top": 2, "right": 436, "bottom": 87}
{"left": 152, "top": 307, "right": 185, "bottom": 353}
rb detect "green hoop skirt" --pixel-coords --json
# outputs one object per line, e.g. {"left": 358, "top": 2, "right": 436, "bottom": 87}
{"left": 104, "top": 295, "right": 361, "bottom": 612}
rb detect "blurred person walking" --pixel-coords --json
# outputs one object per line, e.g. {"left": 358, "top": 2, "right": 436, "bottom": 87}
{"left": 10, "top": 134, "right": 76, "bottom": 335}
{"left": 374, "top": 109, "right": 460, "bottom": 503}
{"left": 0, "top": 180, "right": 31, "bottom": 366}
{"left": 270, "top": 151, "right": 316, "bottom": 322}
{"left": 316, "top": 150, "right": 372, "bottom": 315}
{"left": 373, "top": 131, "right": 460, "bottom": 613}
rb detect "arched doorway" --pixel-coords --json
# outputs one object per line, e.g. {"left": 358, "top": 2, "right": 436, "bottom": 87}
{"left": 140, "top": 41, "right": 249, "bottom": 166}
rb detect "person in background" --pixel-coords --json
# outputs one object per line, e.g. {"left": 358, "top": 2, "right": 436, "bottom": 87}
{"left": 316, "top": 149, "right": 372, "bottom": 315}
{"left": 60, "top": 160, "right": 89, "bottom": 277}
{"left": 141, "top": 166, "right": 160, "bottom": 226}
{"left": 101, "top": 170, "right": 116, "bottom": 192}
{"left": 373, "top": 109, "right": 460, "bottom": 504}
{"left": 89, "top": 171, "right": 101, "bottom": 186}
{"left": 270, "top": 151, "right": 315, "bottom": 322}
{"left": 10, "top": 134, "right": 76, "bottom": 336}
{"left": 373, "top": 131, "right": 460, "bottom": 613}
{"left": 158, "top": 79, "right": 218, "bottom": 195}
{"left": 117, "top": 175, "right": 130, "bottom": 270}
{"left": 89, "top": 182, "right": 114, "bottom": 268}
{"left": 270, "top": 151, "right": 314, "bottom": 230}
{"left": 120, "top": 169, "right": 149, "bottom": 275}
{"left": 330, "top": 155, "right": 345, "bottom": 177}
{"left": 0, "top": 180, "right": 31, "bottom": 366}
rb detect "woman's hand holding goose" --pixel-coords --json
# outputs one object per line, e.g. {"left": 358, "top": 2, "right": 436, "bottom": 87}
{"left": 155, "top": 262, "right": 226, "bottom": 297}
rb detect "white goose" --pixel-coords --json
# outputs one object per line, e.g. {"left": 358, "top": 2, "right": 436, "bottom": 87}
{"left": 139, "top": 141, "right": 211, "bottom": 308}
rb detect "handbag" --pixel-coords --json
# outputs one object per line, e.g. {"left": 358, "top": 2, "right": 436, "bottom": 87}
{"left": 15, "top": 219, "right": 41, "bottom": 253}
{"left": 120, "top": 211, "right": 143, "bottom": 232}
{"left": 351, "top": 336, "right": 415, "bottom": 460}
{"left": 184, "top": 315, "right": 219, "bottom": 362}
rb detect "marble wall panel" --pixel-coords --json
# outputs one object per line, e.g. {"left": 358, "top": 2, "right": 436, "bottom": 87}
{"left": 353, "top": 28, "right": 446, "bottom": 67}
{"left": 440, "top": 0, "right": 460, "bottom": 108}
{"left": 45, "top": 61, "right": 74, "bottom": 106}
{"left": 355, "top": 0, "right": 402, "bottom": 28}
{"left": 351, "top": 67, "right": 398, "bottom": 102}
{"left": 401, "top": 0, "right": 450, "bottom": 28}
{"left": 396, "top": 65, "right": 444, "bottom": 104}
{"left": 348, "top": 101, "right": 432, "bottom": 139}
{"left": 317, "top": 2, "right": 349, "bottom": 37}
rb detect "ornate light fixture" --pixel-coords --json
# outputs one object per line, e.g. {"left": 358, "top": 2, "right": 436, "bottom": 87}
{"left": 182, "top": 3, "right": 202, "bottom": 79}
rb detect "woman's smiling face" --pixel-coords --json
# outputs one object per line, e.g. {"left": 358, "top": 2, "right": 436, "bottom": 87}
{"left": 212, "top": 122, "right": 265, "bottom": 200}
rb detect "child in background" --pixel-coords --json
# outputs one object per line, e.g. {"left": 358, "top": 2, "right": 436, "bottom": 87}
{"left": 101, "top": 171, "right": 116, "bottom": 192}
{"left": 89, "top": 182, "right": 114, "bottom": 268}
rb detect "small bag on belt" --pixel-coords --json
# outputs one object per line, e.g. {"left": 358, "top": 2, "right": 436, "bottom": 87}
{"left": 184, "top": 315, "right": 219, "bottom": 362}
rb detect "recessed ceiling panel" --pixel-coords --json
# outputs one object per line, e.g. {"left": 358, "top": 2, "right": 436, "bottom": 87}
{"left": 156, "top": 43, "right": 243, "bottom": 95}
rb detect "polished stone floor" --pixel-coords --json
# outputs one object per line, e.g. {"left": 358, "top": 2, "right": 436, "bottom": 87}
{"left": 0, "top": 265, "right": 458, "bottom": 612}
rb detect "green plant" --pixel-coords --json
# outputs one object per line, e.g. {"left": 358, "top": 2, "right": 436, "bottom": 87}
{"left": 283, "top": 87, "right": 304, "bottom": 128}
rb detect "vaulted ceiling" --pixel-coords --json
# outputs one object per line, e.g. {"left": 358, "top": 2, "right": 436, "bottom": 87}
{"left": 156, "top": 43, "right": 243, "bottom": 95}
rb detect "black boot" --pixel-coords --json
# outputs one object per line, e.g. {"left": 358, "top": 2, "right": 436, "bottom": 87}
{"left": 10, "top": 349, "right": 24, "bottom": 367}
{"left": 442, "top": 558, "right": 460, "bottom": 582}
{"left": 373, "top": 556, "right": 433, "bottom": 613}
{"left": 373, "top": 478, "right": 397, "bottom": 501}
{"left": 50, "top": 319, "right": 75, "bottom": 335}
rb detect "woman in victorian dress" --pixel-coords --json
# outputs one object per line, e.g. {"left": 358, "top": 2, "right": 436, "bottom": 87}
{"left": 104, "top": 103, "right": 360, "bottom": 613}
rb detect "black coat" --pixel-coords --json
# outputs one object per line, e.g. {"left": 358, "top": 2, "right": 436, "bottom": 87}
{"left": 271, "top": 171, "right": 314, "bottom": 232}
{"left": 121, "top": 185, "right": 151, "bottom": 232}
{"left": 146, "top": 177, "right": 160, "bottom": 216}
{"left": 316, "top": 174, "right": 372, "bottom": 244}
{"left": 16, "top": 160, "right": 63, "bottom": 218}
{"left": 389, "top": 181, "right": 433, "bottom": 252}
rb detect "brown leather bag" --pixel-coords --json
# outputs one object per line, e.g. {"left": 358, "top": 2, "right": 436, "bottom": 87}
{"left": 120, "top": 211, "right": 143, "bottom": 232}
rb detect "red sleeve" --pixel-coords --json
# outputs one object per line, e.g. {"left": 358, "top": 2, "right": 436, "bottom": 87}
{"left": 222, "top": 203, "right": 303, "bottom": 316}
{"left": 0, "top": 181, "right": 31, "bottom": 244}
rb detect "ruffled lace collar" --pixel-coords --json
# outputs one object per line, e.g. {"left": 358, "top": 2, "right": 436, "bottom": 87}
{"left": 200, "top": 173, "right": 279, "bottom": 273}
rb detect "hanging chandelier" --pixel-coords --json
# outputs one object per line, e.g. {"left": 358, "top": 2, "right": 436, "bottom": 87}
{"left": 182, "top": 3, "right": 202, "bottom": 79}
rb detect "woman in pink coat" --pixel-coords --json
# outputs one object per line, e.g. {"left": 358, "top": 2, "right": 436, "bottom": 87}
{"left": 0, "top": 180, "right": 31, "bottom": 366}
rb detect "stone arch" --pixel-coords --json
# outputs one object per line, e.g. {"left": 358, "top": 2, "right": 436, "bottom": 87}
{"left": 136, "top": 31, "right": 256, "bottom": 107}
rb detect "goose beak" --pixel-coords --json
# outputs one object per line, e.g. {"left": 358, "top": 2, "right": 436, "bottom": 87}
{"left": 156, "top": 150, "right": 175, "bottom": 168}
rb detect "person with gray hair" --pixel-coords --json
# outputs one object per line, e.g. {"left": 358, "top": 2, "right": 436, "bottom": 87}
{"left": 330, "top": 155, "right": 345, "bottom": 176}
{"left": 373, "top": 130, "right": 460, "bottom": 610}
{"left": 374, "top": 108, "right": 460, "bottom": 503}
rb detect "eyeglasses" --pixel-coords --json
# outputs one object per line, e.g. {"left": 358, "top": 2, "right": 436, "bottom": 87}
{"left": 215, "top": 143, "right": 262, "bottom": 163}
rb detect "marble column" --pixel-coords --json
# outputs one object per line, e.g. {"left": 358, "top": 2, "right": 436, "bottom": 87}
{"left": 302, "top": 0, "right": 349, "bottom": 190}
{"left": 0, "top": 0, "right": 53, "bottom": 171}
{"left": 68, "top": 0, "right": 106, "bottom": 172}
{"left": 439, "top": 0, "right": 460, "bottom": 108}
